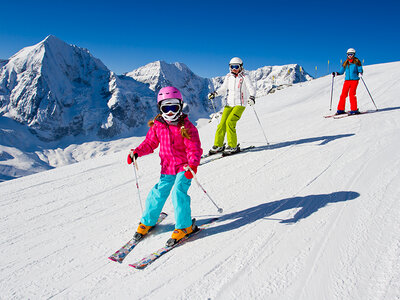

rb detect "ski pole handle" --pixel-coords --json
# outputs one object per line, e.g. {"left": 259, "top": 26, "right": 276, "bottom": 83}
{"left": 184, "top": 166, "right": 223, "bottom": 213}
{"left": 133, "top": 155, "right": 139, "bottom": 171}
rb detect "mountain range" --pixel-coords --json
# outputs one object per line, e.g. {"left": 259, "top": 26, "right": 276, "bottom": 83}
{"left": 0, "top": 35, "right": 312, "bottom": 181}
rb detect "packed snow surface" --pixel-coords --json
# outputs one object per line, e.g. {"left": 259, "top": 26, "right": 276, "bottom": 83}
{"left": 1, "top": 62, "right": 400, "bottom": 299}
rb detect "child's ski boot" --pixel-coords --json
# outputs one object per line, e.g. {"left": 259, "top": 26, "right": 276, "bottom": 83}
{"left": 133, "top": 223, "right": 153, "bottom": 241}
{"left": 166, "top": 219, "right": 197, "bottom": 247}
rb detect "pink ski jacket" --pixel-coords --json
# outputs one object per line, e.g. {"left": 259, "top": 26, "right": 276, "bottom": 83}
{"left": 134, "top": 115, "right": 203, "bottom": 175}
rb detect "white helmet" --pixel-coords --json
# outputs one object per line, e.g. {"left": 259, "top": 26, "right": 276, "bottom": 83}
{"left": 347, "top": 48, "right": 356, "bottom": 55}
{"left": 229, "top": 57, "right": 243, "bottom": 72}
{"left": 229, "top": 57, "right": 243, "bottom": 65}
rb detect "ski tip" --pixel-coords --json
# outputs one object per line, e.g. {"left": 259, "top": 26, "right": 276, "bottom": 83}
{"left": 129, "top": 263, "right": 145, "bottom": 270}
{"left": 108, "top": 256, "right": 122, "bottom": 264}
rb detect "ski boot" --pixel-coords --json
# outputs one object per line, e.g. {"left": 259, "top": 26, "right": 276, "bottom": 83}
{"left": 222, "top": 145, "right": 240, "bottom": 156}
{"left": 133, "top": 223, "right": 153, "bottom": 241}
{"left": 348, "top": 109, "right": 360, "bottom": 115}
{"left": 166, "top": 219, "right": 197, "bottom": 247}
{"left": 335, "top": 110, "right": 346, "bottom": 115}
{"left": 209, "top": 144, "right": 225, "bottom": 155}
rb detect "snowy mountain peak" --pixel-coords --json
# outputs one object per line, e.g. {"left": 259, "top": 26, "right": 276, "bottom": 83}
{"left": 126, "top": 60, "right": 198, "bottom": 92}
{"left": 212, "top": 63, "right": 313, "bottom": 98}
{"left": 250, "top": 63, "right": 313, "bottom": 96}
{"left": 41, "top": 34, "right": 68, "bottom": 47}
{"left": 126, "top": 60, "right": 211, "bottom": 117}
{"left": 0, "top": 36, "right": 111, "bottom": 140}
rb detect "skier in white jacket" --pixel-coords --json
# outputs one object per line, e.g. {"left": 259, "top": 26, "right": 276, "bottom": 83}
{"left": 208, "top": 57, "right": 256, "bottom": 155}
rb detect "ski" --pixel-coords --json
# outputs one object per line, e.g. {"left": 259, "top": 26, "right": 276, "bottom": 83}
{"left": 108, "top": 212, "right": 168, "bottom": 263}
{"left": 222, "top": 145, "right": 255, "bottom": 157}
{"left": 201, "top": 143, "right": 226, "bottom": 159}
{"left": 129, "top": 217, "right": 219, "bottom": 269}
{"left": 324, "top": 111, "right": 352, "bottom": 118}
{"left": 333, "top": 111, "right": 371, "bottom": 119}
{"left": 200, "top": 145, "right": 255, "bottom": 165}
{"left": 324, "top": 113, "right": 342, "bottom": 118}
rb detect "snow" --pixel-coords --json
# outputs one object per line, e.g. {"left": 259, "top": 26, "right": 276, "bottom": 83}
{"left": 1, "top": 61, "right": 400, "bottom": 299}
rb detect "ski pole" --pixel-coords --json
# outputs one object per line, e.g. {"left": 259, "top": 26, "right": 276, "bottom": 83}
{"left": 209, "top": 97, "right": 221, "bottom": 124}
{"left": 251, "top": 78, "right": 269, "bottom": 145}
{"left": 329, "top": 75, "right": 335, "bottom": 111}
{"left": 210, "top": 99, "right": 219, "bottom": 123}
{"left": 132, "top": 156, "right": 144, "bottom": 214}
{"left": 252, "top": 106, "right": 270, "bottom": 145}
{"left": 210, "top": 98, "right": 217, "bottom": 115}
{"left": 184, "top": 166, "right": 223, "bottom": 213}
{"left": 360, "top": 76, "right": 378, "bottom": 111}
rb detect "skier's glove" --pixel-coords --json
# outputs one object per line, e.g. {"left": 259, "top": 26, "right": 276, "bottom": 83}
{"left": 332, "top": 72, "right": 338, "bottom": 77}
{"left": 127, "top": 149, "right": 138, "bottom": 164}
{"left": 184, "top": 165, "right": 197, "bottom": 179}
{"left": 358, "top": 73, "right": 363, "bottom": 77}
{"left": 248, "top": 96, "right": 255, "bottom": 106}
{"left": 208, "top": 92, "right": 216, "bottom": 100}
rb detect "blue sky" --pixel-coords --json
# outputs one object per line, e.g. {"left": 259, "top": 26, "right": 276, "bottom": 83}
{"left": 1, "top": 0, "right": 399, "bottom": 78}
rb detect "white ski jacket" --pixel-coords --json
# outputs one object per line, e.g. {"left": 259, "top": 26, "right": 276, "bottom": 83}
{"left": 216, "top": 70, "right": 255, "bottom": 107}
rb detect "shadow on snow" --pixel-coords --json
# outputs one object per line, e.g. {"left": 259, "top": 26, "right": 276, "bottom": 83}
{"left": 200, "top": 191, "right": 360, "bottom": 238}
{"left": 250, "top": 133, "right": 355, "bottom": 152}
{"left": 200, "top": 133, "right": 355, "bottom": 167}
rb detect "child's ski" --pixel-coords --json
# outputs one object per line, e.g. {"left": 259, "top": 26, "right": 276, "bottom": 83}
{"left": 129, "top": 217, "right": 219, "bottom": 269}
{"left": 108, "top": 212, "right": 168, "bottom": 263}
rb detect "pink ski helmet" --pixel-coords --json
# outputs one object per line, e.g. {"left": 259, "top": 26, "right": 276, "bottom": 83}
{"left": 157, "top": 86, "right": 183, "bottom": 103}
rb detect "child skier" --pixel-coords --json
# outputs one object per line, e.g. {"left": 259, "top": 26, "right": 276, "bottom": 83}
{"left": 332, "top": 48, "right": 364, "bottom": 115}
{"left": 127, "top": 86, "right": 203, "bottom": 246}
{"left": 208, "top": 57, "right": 256, "bottom": 155}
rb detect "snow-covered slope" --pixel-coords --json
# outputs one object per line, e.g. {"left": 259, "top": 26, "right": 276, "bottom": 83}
{"left": 1, "top": 61, "right": 400, "bottom": 299}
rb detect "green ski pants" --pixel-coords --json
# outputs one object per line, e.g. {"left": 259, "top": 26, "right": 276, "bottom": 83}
{"left": 214, "top": 105, "right": 246, "bottom": 148}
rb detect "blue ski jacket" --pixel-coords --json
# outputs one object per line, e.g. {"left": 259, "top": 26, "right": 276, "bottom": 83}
{"left": 338, "top": 62, "right": 363, "bottom": 81}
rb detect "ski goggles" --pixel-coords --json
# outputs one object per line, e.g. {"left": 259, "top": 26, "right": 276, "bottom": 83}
{"left": 230, "top": 64, "right": 240, "bottom": 70}
{"left": 347, "top": 53, "right": 354, "bottom": 57}
{"left": 160, "top": 103, "right": 181, "bottom": 113}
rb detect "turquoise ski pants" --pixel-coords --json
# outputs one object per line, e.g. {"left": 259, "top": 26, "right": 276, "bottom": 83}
{"left": 140, "top": 171, "right": 192, "bottom": 229}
